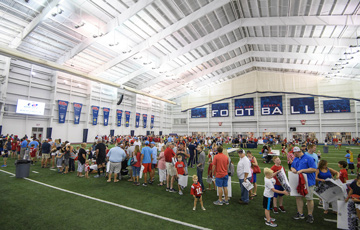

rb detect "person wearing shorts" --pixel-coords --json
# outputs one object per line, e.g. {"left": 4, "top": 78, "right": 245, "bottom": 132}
{"left": 291, "top": 146, "right": 317, "bottom": 224}
{"left": 41, "top": 139, "right": 51, "bottom": 168}
{"left": 141, "top": 141, "right": 153, "bottom": 186}
{"left": 164, "top": 142, "right": 176, "bottom": 192}
{"left": 94, "top": 139, "right": 107, "bottom": 178}
{"left": 106, "top": 143, "right": 126, "bottom": 183}
{"left": 212, "top": 146, "right": 229, "bottom": 205}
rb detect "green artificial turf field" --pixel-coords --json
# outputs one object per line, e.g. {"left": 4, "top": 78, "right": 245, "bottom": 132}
{"left": 0, "top": 144, "right": 358, "bottom": 230}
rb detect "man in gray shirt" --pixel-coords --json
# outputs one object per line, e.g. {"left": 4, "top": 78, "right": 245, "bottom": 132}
{"left": 196, "top": 145, "right": 206, "bottom": 191}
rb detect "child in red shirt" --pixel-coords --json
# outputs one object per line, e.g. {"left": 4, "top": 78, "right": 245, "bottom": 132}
{"left": 30, "top": 144, "right": 37, "bottom": 164}
{"left": 338, "top": 161, "right": 348, "bottom": 183}
{"left": 191, "top": 175, "right": 206, "bottom": 211}
{"left": 270, "top": 156, "right": 286, "bottom": 213}
{"left": 175, "top": 155, "right": 185, "bottom": 195}
{"left": 207, "top": 150, "right": 216, "bottom": 190}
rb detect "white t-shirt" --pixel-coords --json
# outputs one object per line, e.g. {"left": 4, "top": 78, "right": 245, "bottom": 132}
{"left": 134, "top": 141, "right": 141, "bottom": 147}
{"left": 158, "top": 143, "right": 164, "bottom": 152}
{"left": 236, "top": 156, "right": 251, "bottom": 179}
{"left": 264, "top": 177, "right": 276, "bottom": 198}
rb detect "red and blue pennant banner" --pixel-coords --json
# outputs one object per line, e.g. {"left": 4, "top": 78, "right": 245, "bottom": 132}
{"left": 73, "top": 103, "right": 82, "bottom": 124}
{"left": 116, "top": 110, "right": 122, "bottom": 127}
{"left": 125, "top": 111, "right": 130, "bottom": 127}
{"left": 211, "top": 103, "right": 229, "bottom": 117}
{"left": 323, "top": 99, "right": 350, "bottom": 113}
{"left": 261, "top": 96, "right": 283, "bottom": 116}
{"left": 103, "top": 107, "right": 110, "bottom": 126}
{"left": 135, "top": 112, "right": 140, "bottom": 128}
{"left": 92, "top": 106, "right": 99, "bottom": 125}
{"left": 191, "top": 108, "right": 206, "bottom": 118}
{"left": 234, "top": 98, "right": 254, "bottom": 116}
{"left": 290, "top": 97, "right": 315, "bottom": 114}
{"left": 58, "top": 100, "right": 68, "bottom": 123}
{"left": 150, "top": 115, "right": 154, "bottom": 129}
{"left": 143, "top": 114, "right": 147, "bottom": 128}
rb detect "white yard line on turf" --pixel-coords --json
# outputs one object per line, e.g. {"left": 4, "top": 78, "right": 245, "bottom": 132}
{"left": 0, "top": 169, "right": 211, "bottom": 230}
{"left": 32, "top": 171, "right": 39, "bottom": 173}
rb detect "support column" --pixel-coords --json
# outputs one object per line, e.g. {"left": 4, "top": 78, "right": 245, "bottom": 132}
{"left": 318, "top": 97, "right": 323, "bottom": 142}
{"left": 230, "top": 99, "right": 233, "bottom": 137}
{"left": 48, "top": 72, "right": 58, "bottom": 128}
{"left": 255, "top": 93, "right": 260, "bottom": 138}
{"left": 187, "top": 110, "right": 190, "bottom": 136}
{"left": 285, "top": 94, "right": 289, "bottom": 140}
{"left": 0, "top": 56, "right": 11, "bottom": 127}
{"left": 207, "top": 104, "right": 210, "bottom": 136}
{"left": 355, "top": 101, "right": 358, "bottom": 138}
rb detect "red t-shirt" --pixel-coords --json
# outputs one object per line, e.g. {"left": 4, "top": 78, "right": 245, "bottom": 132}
{"left": 11, "top": 142, "right": 17, "bottom": 150}
{"left": 212, "top": 152, "right": 229, "bottom": 178}
{"left": 175, "top": 161, "right": 185, "bottom": 175}
{"left": 133, "top": 152, "right": 141, "bottom": 168}
{"left": 271, "top": 165, "right": 284, "bottom": 185}
{"left": 339, "top": 169, "right": 348, "bottom": 183}
{"left": 30, "top": 147, "right": 37, "bottom": 158}
{"left": 191, "top": 182, "right": 202, "bottom": 196}
{"left": 164, "top": 147, "right": 175, "bottom": 163}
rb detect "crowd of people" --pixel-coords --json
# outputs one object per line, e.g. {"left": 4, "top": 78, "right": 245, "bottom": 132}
{"left": 1, "top": 133, "right": 360, "bottom": 228}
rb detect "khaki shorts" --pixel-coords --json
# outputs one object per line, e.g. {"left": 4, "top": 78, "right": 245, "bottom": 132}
{"left": 166, "top": 162, "right": 176, "bottom": 177}
{"left": 42, "top": 153, "right": 50, "bottom": 159}
{"left": 109, "top": 162, "right": 121, "bottom": 174}
{"left": 305, "top": 185, "right": 315, "bottom": 201}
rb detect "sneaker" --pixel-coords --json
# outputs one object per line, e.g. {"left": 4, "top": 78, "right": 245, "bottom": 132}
{"left": 293, "top": 212, "right": 305, "bottom": 220}
{"left": 213, "top": 200, "right": 223, "bottom": 206}
{"left": 201, "top": 207, "right": 206, "bottom": 211}
{"left": 223, "top": 200, "right": 229, "bottom": 205}
{"left": 264, "top": 217, "right": 276, "bottom": 222}
{"left": 94, "top": 175, "right": 100, "bottom": 178}
{"left": 1, "top": 165, "right": 7, "bottom": 167}
{"left": 179, "top": 190, "right": 183, "bottom": 195}
{"left": 265, "top": 221, "right": 277, "bottom": 227}
{"left": 319, "top": 200, "right": 323, "bottom": 206}
{"left": 142, "top": 183, "right": 147, "bottom": 187}
{"left": 166, "top": 187, "right": 170, "bottom": 191}
{"left": 279, "top": 206, "right": 286, "bottom": 213}
{"left": 193, "top": 207, "right": 196, "bottom": 211}
{"left": 273, "top": 207, "right": 279, "bottom": 214}
{"left": 306, "top": 215, "right": 314, "bottom": 224}
{"left": 169, "top": 188, "right": 177, "bottom": 193}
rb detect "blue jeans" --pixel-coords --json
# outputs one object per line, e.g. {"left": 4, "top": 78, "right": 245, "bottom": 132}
{"left": 239, "top": 177, "right": 252, "bottom": 203}
{"left": 197, "top": 167, "right": 204, "bottom": 191}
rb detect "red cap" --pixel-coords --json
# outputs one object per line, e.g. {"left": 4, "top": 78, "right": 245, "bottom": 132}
{"left": 130, "top": 140, "right": 135, "bottom": 144}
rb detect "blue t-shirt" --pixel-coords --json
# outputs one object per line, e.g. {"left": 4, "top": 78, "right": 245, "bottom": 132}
{"left": 141, "top": 146, "right": 152, "bottom": 164}
{"left": 345, "top": 153, "right": 353, "bottom": 164}
{"left": 21, "top": 140, "right": 28, "bottom": 148}
{"left": 107, "top": 147, "right": 126, "bottom": 163}
{"left": 305, "top": 152, "right": 319, "bottom": 168}
{"left": 291, "top": 154, "right": 317, "bottom": 187}
{"left": 151, "top": 147, "right": 158, "bottom": 164}
{"left": 28, "top": 141, "right": 39, "bottom": 149}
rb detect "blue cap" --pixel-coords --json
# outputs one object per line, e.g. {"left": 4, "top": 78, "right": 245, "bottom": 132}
{"left": 151, "top": 141, "right": 155, "bottom": 144}
{"left": 134, "top": 137, "right": 138, "bottom": 140}
{"left": 145, "top": 141, "right": 149, "bottom": 145}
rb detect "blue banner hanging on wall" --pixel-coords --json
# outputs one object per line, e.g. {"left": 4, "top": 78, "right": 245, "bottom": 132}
{"left": 58, "top": 100, "right": 68, "bottom": 123}
{"left": 150, "top": 115, "right": 154, "bottom": 129}
{"left": 211, "top": 103, "right": 229, "bottom": 117}
{"left": 92, "top": 106, "right": 99, "bottom": 125}
{"left": 116, "top": 110, "right": 122, "bottom": 127}
{"left": 234, "top": 98, "right": 254, "bottom": 116}
{"left": 261, "top": 96, "right": 283, "bottom": 116}
{"left": 143, "top": 114, "right": 147, "bottom": 128}
{"left": 135, "top": 113, "right": 140, "bottom": 128}
{"left": 191, "top": 108, "right": 206, "bottom": 118}
{"left": 125, "top": 111, "right": 130, "bottom": 127}
{"left": 103, "top": 107, "right": 110, "bottom": 126}
{"left": 323, "top": 99, "right": 350, "bottom": 113}
{"left": 290, "top": 97, "right": 315, "bottom": 114}
{"left": 73, "top": 102, "right": 82, "bottom": 124}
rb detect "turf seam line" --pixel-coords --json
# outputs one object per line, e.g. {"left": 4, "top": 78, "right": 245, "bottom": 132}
{"left": 0, "top": 169, "right": 211, "bottom": 230}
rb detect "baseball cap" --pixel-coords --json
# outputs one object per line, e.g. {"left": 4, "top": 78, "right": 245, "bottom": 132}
{"left": 238, "top": 149, "right": 244, "bottom": 154}
{"left": 134, "top": 137, "right": 138, "bottom": 140}
{"left": 130, "top": 140, "right": 135, "bottom": 144}
{"left": 145, "top": 141, "right": 149, "bottom": 145}
{"left": 293, "top": 147, "right": 301, "bottom": 152}
{"left": 151, "top": 141, "right": 155, "bottom": 144}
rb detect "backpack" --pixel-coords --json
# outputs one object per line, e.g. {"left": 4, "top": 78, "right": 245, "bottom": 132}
{"left": 228, "top": 157, "right": 234, "bottom": 177}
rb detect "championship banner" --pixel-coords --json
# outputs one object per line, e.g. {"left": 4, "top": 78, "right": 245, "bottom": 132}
{"left": 143, "top": 114, "right": 147, "bottom": 128}
{"left": 73, "top": 103, "right": 82, "bottom": 124}
{"left": 191, "top": 108, "right": 206, "bottom": 118}
{"left": 261, "top": 96, "right": 283, "bottom": 116}
{"left": 234, "top": 98, "right": 254, "bottom": 116}
{"left": 116, "top": 110, "right": 123, "bottom": 127}
{"left": 323, "top": 99, "right": 350, "bottom": 113}
{"left": 290, "top": 97, "right": 315, "bottom": 114}
{"left": 125, "top": 111, "right": 130, "bottom": 127}
{"left": 58, "top": 100, "right": 68, "bottom": 123}
{"left": 211, "top": 103, "right": 229, "bottom": 117}
{"left": 103, "top": 107, "right": 110, "bottom": 126}
{"left": 150, "top": 115, "right": 154, "bottom": 129}
{"left": 135, "top": 112, "right": 140, "bottom": 128}
{"left": 92, "top": 106, "right": 99, "bottom": 125}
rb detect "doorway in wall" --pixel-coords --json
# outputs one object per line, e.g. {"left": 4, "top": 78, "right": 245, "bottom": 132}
{"left": 293, "top": 132, "right": 316, "bottom": 142}
{"left": 326, "top": 132, "right": 351, "bottom": 143}
{"left": 32, "top": 127, "right": 43, "bottom": 141}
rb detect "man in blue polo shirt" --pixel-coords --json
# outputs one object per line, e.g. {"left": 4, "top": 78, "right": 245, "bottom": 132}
{"left": 291, "top": 146, "right": 317, "bottom": 224}
{"left": 19, "top": 137, "right": 28, "bottom": 159}
{"left": 140, "top": 141, "right": 153, "bottom": 186}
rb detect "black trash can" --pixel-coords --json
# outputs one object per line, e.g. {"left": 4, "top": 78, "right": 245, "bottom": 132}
{"left": 323, "top": 146, "right": 329, "bottom": 154}
{"left": 15, "top": 160, "right": 31, "bottom": 178}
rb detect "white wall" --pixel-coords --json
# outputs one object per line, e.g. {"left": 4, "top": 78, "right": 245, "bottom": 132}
{"left": 0, "top": 58, "right": 172, "bottom": 142}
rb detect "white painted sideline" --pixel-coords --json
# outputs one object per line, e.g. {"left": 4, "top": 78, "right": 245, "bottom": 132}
{"left": 0, "top": 169, "right": 211, "bottom": 230}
